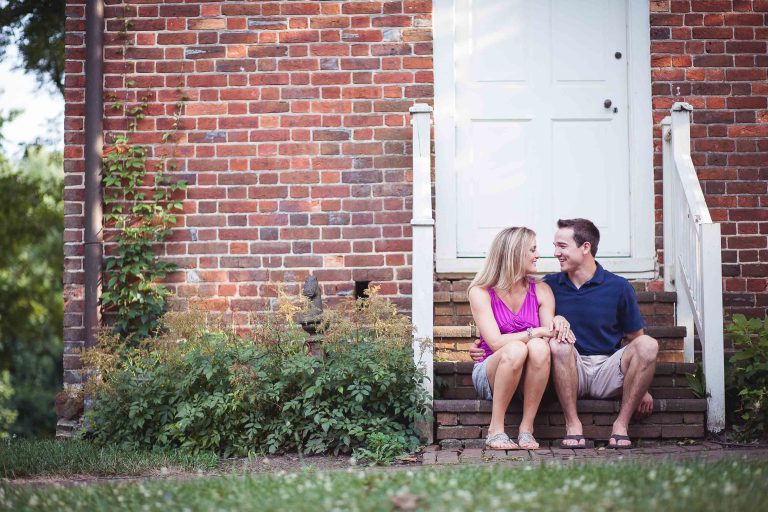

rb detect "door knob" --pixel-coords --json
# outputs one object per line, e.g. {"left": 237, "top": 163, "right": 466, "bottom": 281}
{"left": 604, "top": 99, "right": 612, "bottom": 108}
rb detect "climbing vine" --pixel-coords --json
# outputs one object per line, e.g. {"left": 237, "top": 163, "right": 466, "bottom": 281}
{"left": 101, "top": 87, "right": 188, "bottom": 343}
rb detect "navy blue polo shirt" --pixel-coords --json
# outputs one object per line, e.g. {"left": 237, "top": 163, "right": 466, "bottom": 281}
{"left": 543, "top": 263, "right": 644, "bottom": 356}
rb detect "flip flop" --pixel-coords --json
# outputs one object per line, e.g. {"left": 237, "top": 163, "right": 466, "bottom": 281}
{"left": 485, "top": 432, "right": 519, "bottom": 450}
{"left": 606, "top": 434, "right": 634, "bottom": 449}
{"left": 557, "top": 434, "right": 594, "bottom": 449}
{"left": 517, "top": 431, "right": 539, "bottom": 450}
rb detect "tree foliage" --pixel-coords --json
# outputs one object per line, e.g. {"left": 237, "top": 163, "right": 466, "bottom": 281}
{"left": 0, "top": 144, "right": 63, "bottom": 437}
{"left": 0, "top": 0, "right": 65, "bottom": 93}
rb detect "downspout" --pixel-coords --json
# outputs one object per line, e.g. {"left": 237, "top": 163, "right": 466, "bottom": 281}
{"left": 84, "top": 0, "right": 104, "bottom": 349}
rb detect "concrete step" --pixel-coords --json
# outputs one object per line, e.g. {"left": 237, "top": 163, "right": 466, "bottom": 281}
{"left": 434, "top": 398, "right": 707, "bottom": 448}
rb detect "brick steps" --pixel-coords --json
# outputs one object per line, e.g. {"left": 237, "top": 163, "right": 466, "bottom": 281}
{"left": 435, "top": 361, "right": 698, "bottom": 400}
{"left": 432, "top": 361, "right": 706, "bottom": 447}
{"left": 434, "top": 398, "right": 707, "bottom": 448}
{"left": 434, "top": 325, "right": 688, "bottom": 363}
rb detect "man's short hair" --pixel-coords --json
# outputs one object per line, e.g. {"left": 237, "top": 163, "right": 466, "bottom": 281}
{"left": 557, "top": 218, "right": 600, "bottom": 257}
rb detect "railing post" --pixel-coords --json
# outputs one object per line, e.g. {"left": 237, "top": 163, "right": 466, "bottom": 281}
{"left": 410, "top": 103, "right": 434, "bottom": 443}
{"left": 701, "top": 222, "right": 726, "bottom": 432}
{"left": 661, "top": 116, "right": 674, "bottom": 293}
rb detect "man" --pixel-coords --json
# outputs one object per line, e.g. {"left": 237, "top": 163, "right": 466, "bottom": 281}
{"left": 471, "top": 218, "right": 657, "bottom": 448}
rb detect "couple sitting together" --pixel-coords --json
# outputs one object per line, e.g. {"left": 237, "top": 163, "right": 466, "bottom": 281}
{"left": 468, "top": 218, "right": 658, "bottom": 450}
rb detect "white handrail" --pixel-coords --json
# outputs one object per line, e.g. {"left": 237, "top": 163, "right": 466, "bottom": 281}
{"left": 662, "top": 103, "right": 725, "bottom": 433}
{"left": 409, "top": 104, "right": 434, "bottom": 442}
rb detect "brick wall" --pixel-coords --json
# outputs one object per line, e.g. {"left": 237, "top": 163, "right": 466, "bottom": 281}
{"left": 63, "top": 0, "right": 434, "bottom": 385}
{"left": 650, "top": 0, "right": 768, "bottom": 320}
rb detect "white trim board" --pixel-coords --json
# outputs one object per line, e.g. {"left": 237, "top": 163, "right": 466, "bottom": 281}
{"left": 433, "top": 0, "right": 656, "bottom": 278}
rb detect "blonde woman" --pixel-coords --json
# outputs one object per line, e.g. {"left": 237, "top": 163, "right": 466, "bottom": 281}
{"left": 469, "top": 227, "right": 574, "bottom": 450}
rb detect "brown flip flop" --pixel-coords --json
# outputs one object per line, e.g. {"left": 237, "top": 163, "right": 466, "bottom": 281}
{"left": 606, "top": 434, "right": 634, "bottom": 449}
{"left": 557, "top": 434, "right": 594, "bottom": 449}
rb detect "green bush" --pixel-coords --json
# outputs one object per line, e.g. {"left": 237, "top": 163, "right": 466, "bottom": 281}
{"left": 83, "top": 289, "right": 431, "bottom": 458}
{"left": 725, "top": 314, "right": 768, "bottom": 440}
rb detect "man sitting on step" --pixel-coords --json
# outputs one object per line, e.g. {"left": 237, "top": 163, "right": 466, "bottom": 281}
{"left": 471, "top": 218, "right": 657, "bottom": 448}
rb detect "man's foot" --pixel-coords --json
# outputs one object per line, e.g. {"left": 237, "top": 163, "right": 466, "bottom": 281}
{"left": 633, "top": 392, "right": 654, "bottom": 421}
{"left": 560, "top": 422, "right": 586, "bottom": 448}
{"left": 485, "top": 431, "right": 519, "bottom": 450}
{"left": 607, "top": 433, "right": 633, "bottom": 449}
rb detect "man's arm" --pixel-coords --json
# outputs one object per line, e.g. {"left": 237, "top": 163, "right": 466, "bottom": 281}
{"left": 624, "top": 328, "right": 645, "bottom": 342}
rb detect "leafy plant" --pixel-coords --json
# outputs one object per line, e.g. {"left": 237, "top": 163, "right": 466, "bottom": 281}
{"left": 725, "top": 314, "right": 768, "bottom": 440}
{"left": 686, "top": 362, "right": 707, "bottom": 399}
{"left": 353, "top": 431, "right": 411, "bottom": 466}
{"left": 100, "top": 92, "right": 188, "bottom": 344}
{"left": 82, "top": 289, "right": 431, "bottom": 459}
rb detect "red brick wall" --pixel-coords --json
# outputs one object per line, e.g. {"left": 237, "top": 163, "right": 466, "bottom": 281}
{"left": 63, "top": 0, "right": 433, "bottom": 384}
{"left": 650, "top": 0, "right": 768, "bottom": 320}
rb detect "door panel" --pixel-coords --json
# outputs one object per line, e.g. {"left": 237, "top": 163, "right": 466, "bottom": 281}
{"left": 455, "top": 0, "right": 630, "bottom": 258}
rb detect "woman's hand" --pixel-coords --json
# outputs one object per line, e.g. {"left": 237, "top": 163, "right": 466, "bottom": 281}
{"left": 551, "top": 315, "right": 576, "bottom": 343}
{"left": 469, "top": 339, "right": 485, "bottom": 362}
{"left": 532, "top": 326, "right": 554, "bottom": 339}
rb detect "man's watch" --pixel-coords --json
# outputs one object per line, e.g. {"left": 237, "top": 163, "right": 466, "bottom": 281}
{"left": 526, "top": 327, "right": 533, "bottom": 341}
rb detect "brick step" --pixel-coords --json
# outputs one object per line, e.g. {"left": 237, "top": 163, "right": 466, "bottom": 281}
{"left": 434, "top": 289, "right": 677, "bottom": 328}
{"left": 433, "top": 325, "right": 688, "bottom": 363}
{"left": 434, "top": 362, "right": 699, "bottom": 400}
{"left": 434, "top": 398, "right": 707, "bottom": 447}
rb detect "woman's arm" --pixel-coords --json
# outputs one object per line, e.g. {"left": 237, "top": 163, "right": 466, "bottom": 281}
{"left": 468, "top": 286, "right": 550, "bottom": 352}
{"left": 536, "top": 281, "right": 575, "bottom": 343}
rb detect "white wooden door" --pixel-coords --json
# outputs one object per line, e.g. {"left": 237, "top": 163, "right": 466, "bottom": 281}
{"left": 453, "top": 0, "right": 631, "bottom": 258}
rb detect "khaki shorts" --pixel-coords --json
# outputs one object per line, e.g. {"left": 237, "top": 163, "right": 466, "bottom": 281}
{"left": 576, "top": 347, "right": 626, "bottom": 399}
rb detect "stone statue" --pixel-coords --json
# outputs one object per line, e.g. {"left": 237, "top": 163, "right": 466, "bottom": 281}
{"left": 298, "top": 275, "right": 323, "bottom": 334}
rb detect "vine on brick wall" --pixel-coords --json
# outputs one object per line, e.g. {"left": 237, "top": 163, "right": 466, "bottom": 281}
{"left": 101, "top": 91, "right": 188, "bottom": 343}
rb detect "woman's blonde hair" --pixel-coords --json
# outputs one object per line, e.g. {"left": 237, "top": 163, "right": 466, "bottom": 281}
{"left": 469, "top": 227, "right": 536, "bottom": 293}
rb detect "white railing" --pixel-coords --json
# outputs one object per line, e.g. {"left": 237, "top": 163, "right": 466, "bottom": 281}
{"left": 662, "top": 103, "right": 725, "bottom": 433}
{"left": 410, "top": 104, "right": 434, "bottom": 434}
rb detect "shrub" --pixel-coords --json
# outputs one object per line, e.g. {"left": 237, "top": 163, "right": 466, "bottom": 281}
{"left": 82, "top": 288, "right": 431, "bottom": 458}
{"left": 725, "top": 314, "right": 768, "bottom": 440}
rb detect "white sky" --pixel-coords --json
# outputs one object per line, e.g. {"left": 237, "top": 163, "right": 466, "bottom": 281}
{"left": 0, "top": 44, "right": 64, "bottom": 159}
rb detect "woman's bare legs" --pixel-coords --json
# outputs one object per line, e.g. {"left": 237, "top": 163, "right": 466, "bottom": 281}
{"left": 518, "top": 337, "right": 551, "bottom": 448}
{"left": 483, "top": 340, "right": 528, "bottom": 448}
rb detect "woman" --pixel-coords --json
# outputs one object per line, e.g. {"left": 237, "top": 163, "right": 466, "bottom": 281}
{"left": 468, "top": 227, "right": 573, "bottom": 450}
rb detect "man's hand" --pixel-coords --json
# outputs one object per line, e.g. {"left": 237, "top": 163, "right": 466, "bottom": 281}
{"left": 469, "top": 339, "right": 485, "bottom": 362}
{"left": 634, "top": 391, "right": 654, "bottom": 420}
{"left": 551, "top": 315, "right": 576, "bottom": 343}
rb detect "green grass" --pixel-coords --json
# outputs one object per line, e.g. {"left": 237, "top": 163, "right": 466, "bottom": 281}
{"left": 2, "top": 459, "right": 767, "bottom": 511}
{"left": 0, "top": 439, "right": 218, "bottom": 479}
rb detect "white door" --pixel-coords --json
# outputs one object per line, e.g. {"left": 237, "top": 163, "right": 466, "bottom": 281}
{"left": 451, "top": 0, "right": 632, "bottom": 260}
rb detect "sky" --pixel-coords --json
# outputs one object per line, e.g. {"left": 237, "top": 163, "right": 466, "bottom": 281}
{"left": 0, "top": 44, "right": 64, "bottom": 159}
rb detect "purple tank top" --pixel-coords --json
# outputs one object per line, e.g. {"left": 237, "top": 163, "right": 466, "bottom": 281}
{"left": 477, "top": 279, "right": 541, "bottom": 362}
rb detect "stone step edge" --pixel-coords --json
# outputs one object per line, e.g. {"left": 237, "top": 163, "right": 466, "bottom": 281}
{"left": 435, "top": 290, "right": 677, "bottom": 304}
{"left": 433, "top": 398, "right": 707, "bottom": 414}
{"left": 435, "top": 361, "right": 696, "bottom": 376}
{"left": 434, "top": 325, "right": 686, "bottom": 338}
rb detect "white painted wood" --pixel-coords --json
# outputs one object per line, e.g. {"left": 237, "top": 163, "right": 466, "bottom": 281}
{"left": 700, "top": 222, "right": 725, "bottom": 432}
{"left": 409, "top": 104, "right": 434, "bottom": 443}
{"left": 434, "top": 0, "right": 655, "bottom": 275}
{"left": 661, "top": 117, "right": 674, "bottom": 292}
{"left": 664, "top": 103, "right": 725, "bottom": 432}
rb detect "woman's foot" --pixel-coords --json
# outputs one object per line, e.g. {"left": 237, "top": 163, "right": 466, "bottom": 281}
{"left": 517, "top": 431, "right": 539, "bottom": 449}
{"left": 485, "top": 431, "right": 519, "bottom": 450}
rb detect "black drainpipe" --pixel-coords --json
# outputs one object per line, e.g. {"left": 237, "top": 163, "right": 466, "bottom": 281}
{"left": 84, "top": 0, "right": 104, "bottom": 349}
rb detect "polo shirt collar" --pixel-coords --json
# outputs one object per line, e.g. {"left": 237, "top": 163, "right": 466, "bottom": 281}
{"left": 557, "top": 262, "right": 606, "bottom": 288}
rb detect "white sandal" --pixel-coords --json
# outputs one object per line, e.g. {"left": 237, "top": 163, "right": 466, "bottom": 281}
{"left": 485, "top": 432, "right": 519, "bottom": 450}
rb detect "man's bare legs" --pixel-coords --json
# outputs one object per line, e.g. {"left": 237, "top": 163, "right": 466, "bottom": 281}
{"left": 549, "top": 339, "right": 584, "bottom": 447}
{"left": 610, "top": 335, "right": 658, "bottom": 446}
{"left": 483, "top": 340, "right": 528, "bottom": 449}
{"left": 518, "top": 338, "right": 551, "bottom": 449}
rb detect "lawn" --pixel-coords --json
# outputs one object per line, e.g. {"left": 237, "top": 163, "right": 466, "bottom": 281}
{"left": 2, "top": 458, "right": 767, "bottom": 511}
{"left": 0, "top": 439, "right": 217, "bottom": 479}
